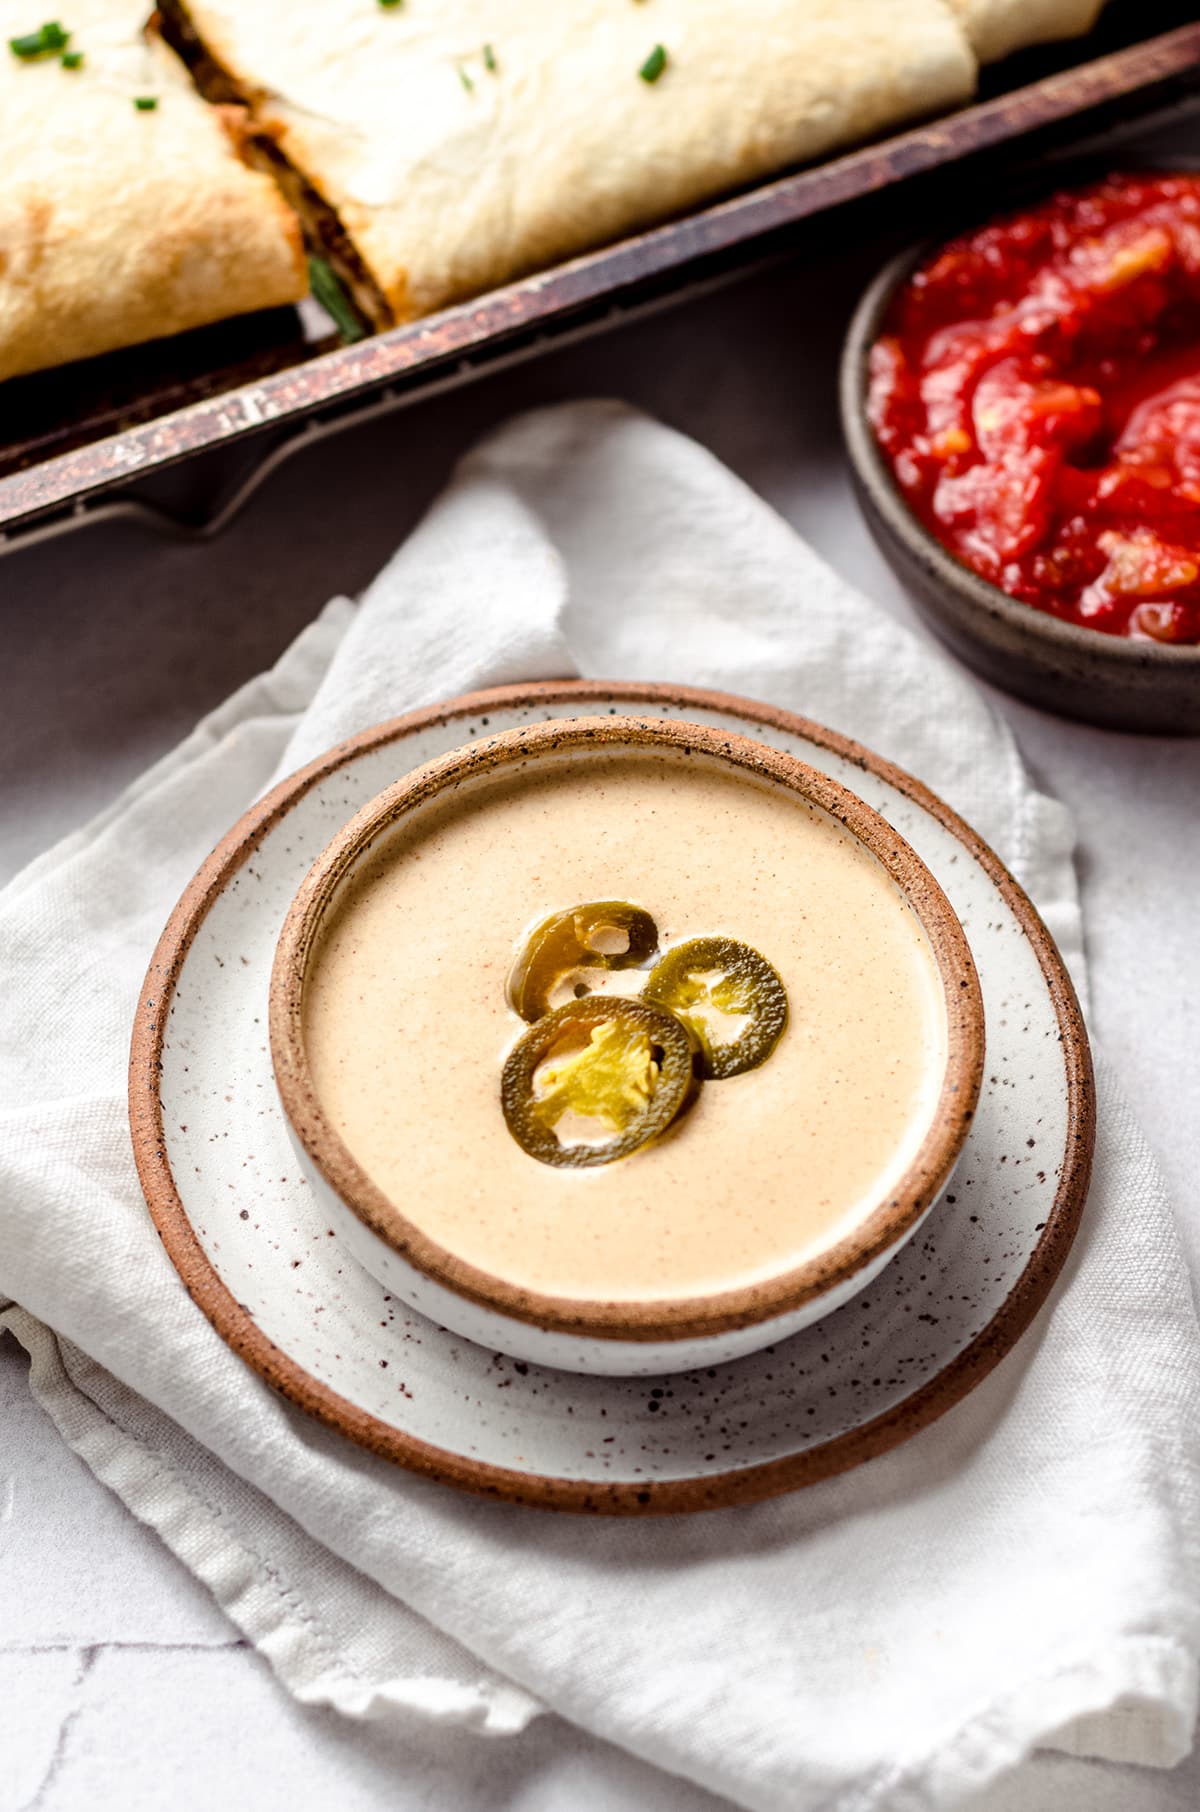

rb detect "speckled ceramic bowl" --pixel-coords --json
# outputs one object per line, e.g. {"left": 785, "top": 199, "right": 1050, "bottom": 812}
{"left": 840, "top": 232, "right": 1200, "bottom": 736}
{"left": 270, "top": 715, "right": 985, "bottom": 1377}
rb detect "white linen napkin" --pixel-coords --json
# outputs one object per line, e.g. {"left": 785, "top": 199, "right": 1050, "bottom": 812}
{"left": 2, "top": 400, "right": 1198, "bottom": 1812}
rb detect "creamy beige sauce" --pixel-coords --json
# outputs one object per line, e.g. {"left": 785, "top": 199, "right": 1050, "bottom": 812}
{"left": 303, "top": 750, "right": 948, "bottom": 1301}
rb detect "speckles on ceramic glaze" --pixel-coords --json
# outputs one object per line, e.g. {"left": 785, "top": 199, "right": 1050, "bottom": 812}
{"left": 145, "top": 692, "right": 1088, "bottom": 1503}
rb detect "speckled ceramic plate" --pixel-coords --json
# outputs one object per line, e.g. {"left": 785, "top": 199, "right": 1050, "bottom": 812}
{"left": 130, "top": 682, "right": 1094, "bottom": 1514}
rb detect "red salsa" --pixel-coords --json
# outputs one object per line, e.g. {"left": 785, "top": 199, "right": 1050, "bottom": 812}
{"left": 868, "top": 173, "right": 1200, "bottom": 643}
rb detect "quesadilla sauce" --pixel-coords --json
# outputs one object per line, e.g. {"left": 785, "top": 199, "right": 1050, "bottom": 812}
{"left": 302, "top": 750, "right": 949, "bottom": 1303}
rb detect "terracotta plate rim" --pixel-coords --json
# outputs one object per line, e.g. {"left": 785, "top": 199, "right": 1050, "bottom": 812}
{"left": 128, "top": 679, "right": 1095, "bottom": 1515}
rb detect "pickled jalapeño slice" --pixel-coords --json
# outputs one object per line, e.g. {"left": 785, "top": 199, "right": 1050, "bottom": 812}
{"left": 501, "top": 997, "right": 693, "bottom": 1169}
{"left": 507, "top": 900, "right": 659, "bottom": 1023}
{"left": 643, "top": 936, "right": 787, "bottom": 1080}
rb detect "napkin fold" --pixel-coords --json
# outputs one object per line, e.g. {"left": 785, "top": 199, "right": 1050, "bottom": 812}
{"left": 3, "top": 401, "right": 1199, "bottom": 1812}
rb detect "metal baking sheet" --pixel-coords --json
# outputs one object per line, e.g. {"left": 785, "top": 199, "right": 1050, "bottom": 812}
{"left": 2, "top": 3, "right": 1198, "bottom": 549}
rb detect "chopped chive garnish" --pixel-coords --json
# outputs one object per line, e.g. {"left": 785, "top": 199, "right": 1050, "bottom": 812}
{"left": 377, "top": 0, "right": 403, "bottom": 8}
{"left": 307, "top": 255, "right": 367, "bottom": 345}
{"left": 482, "top": 41, "right": 496, "bottom": 72}
{"left": 457, "top": 63, "right": 474, "bottom": 92}
{"left": 60, "top": 47, "right": 82, "bottom": 66}
{"left": 133, "top": 94, "right": 157, "bottom": 110}
{"left": 9, "top": 20, "right": 70, "bottom": 59}
{"left": 638, "top": 43, "right": 667, "bottom": 83}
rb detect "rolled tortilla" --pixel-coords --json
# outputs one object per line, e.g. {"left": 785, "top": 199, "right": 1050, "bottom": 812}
{"left": 172, "top": 0, "right": 977, "bottom": 325}
{"left": 945, "top": 0, "right": 1106, "bottom": 64}
{"left": 0, "top": 1, "right": 305, "bottom": 382}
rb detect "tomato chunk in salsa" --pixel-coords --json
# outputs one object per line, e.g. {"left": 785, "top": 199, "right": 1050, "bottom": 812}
{"left": 867, "top": 173, "right": 1200, "bottom": 643}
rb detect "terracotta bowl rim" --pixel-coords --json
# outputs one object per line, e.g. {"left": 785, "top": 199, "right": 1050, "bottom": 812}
{"left": 839, "top": 181, "right": 1200, "bottom": 677}
{"left": 269, "top": 712, "right": 986, "bottom": 1345}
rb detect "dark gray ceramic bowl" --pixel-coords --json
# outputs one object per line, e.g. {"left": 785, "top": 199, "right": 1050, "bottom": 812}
{"left": 840, "top": 236, "right": 1200, "bottom": 735}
